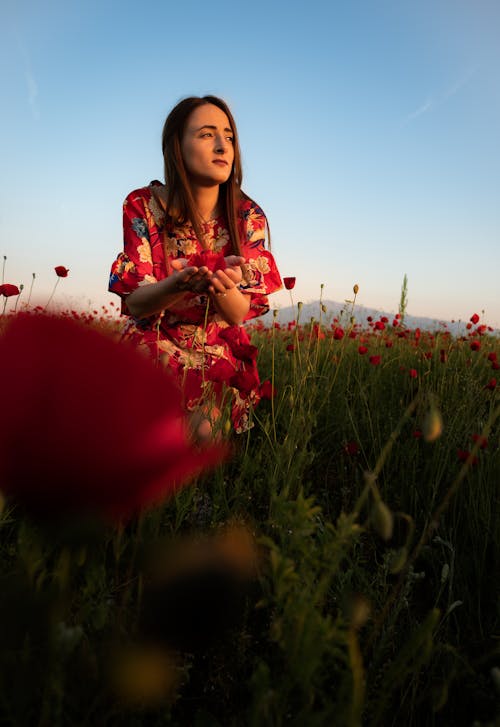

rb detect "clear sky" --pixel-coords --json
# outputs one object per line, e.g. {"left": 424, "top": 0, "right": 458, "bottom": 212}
{"left": 2, "top": 0, "right": 499, "bottom": 326}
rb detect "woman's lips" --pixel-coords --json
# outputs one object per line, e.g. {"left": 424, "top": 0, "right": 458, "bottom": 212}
{"left": 212, "top": 160, "right": 228, "bottom": 166}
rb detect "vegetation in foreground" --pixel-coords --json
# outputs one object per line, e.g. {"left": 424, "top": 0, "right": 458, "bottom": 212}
{"left": 0, "top": 276, "right": 499, "bottom": 726}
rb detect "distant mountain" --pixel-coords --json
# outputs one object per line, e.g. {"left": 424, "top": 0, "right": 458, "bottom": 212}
{"left": 263, "top": 299, "right": 494, "bottom": 336}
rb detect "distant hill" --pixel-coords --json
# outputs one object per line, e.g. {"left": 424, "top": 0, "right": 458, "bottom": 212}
{"left": 263, "top": 299, "right": 495, "bottom": 336}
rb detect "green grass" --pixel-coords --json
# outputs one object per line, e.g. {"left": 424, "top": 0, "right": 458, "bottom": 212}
{"left": 0, "top": 309, "right": 499, "bottom": 726}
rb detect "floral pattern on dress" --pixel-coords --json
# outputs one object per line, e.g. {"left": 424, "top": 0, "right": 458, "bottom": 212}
{"left": 109, "top": 182, "right": 282, "bottom": 432}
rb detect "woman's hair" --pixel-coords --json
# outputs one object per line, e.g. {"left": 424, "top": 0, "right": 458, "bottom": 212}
{"left": 158, "top": 95, "right": 251, "bottom": 258}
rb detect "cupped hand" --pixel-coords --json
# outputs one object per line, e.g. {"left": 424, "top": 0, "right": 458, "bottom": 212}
{"left": 170, "top": 259, "right": 211, "bottom": 293}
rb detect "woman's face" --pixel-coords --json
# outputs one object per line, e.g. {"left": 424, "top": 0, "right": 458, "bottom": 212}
{"left": 181, "top": 103, "right": 235, "bottom": 187}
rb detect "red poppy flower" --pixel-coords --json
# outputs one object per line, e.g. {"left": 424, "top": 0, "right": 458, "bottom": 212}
{"left": 457, "top": 449, "right": 478, "bottom": 465}
{"left": 312, "top": 323, "right": 325, "bottom": 340}
{"left": 487, "top": 352, "right": 497, "bottom": 363}
{"left": 471, "top": 434, "right": 488, "bottom": 450}
{"left": 0, "top": 283, "right": 20, "bottom": 297}
{"left": 343, "top": 440, "right": 359, "bottom": 456}
{"left": 492, "top": 362, "right": 500, "bottom": 371}
{"left": 470, "top": 313, "right": 480, "bottom": 325}
{"left": 409, "top": 368, "right": 418, "bottom": 378}
{"left": 54, "top": 266, "right": 69, "bottom": 277}
{"left": 259, "top": 380, "right": 275, "bottom": 399}
{"left": 486, "top": 378, "right": 497, "bottom": 391}
{"left": 283, "top": 277, "right": 296, "bottom": 290}
{"left": 392, "top": 319, "right": 399, "bottom": 328}
{"left": 385, "top": 340, "right": 393, "bottom": 348}
{"left": 470, "top": 340, "right": 481, "bottom": 352}
{"left": 332, "top": 326, "right": 345, "bottom": 340}
{"left": 358, "top": 345, "right": 368, "bottom": 355}
{"left": 286, "top": 343, "right": 295, "bottom": 352}
{"left": 205, "top": 358, "right": 235, "bottom": 384}
{"left": 0, "top": 314, "right": 226, "bottom": 521}
{"left": 369, "top": 355, "right": 381, "bottom": 366}
{"left": 380, "top": 316, "right": 389, "bottom": 324}
{"left": 188, "top": 251, "right": 226, "bottom": 272}
{"left": 413, "top": 430, "right": 422, "bottom": 439}
{"left": 440, "top": 350, "right": 448, "bottom": 363}
{"left": 229, "top": 370, "right": 259, "bottom": 396}
{"left": 374, "top": 321, "right": 385, "bottom": 331}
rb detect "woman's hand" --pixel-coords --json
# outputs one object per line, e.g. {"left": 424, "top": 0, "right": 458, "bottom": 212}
{"left": 170, "top": 258, "right": 211, "bottom": 293}
{"left": 209, "top": 255, "right": 245, "bottom": 296}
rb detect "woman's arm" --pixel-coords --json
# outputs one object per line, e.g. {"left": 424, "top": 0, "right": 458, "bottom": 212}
{"left": 125, "top": 265, "right": 210, "bottom": 318}
{"left": 209, "top": 266, "right": 251, "bottom": 325}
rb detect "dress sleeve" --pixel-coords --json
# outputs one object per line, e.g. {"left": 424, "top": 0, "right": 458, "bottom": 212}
{"left": 108, "top": 189, "right": 158, "bottom": 307}
{"left": 239, "top": 202, "right": 282, "bottom": 321}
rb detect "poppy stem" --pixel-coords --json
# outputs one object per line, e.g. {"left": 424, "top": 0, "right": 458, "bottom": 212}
{"left": 45, "top": 277, "right": 60, "bottom": 309}
{"left": 27, "top": 273, "right": 36, "bottom": 307}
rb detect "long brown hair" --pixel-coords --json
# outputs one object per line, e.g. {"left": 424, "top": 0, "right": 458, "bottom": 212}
{"left": 157, "top": 95, "right": 255, "bottom": 257}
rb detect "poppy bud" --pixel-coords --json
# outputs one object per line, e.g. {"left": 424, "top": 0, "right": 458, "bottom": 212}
{"left": 371, "top": 500, "right": 394, "bottom": 541}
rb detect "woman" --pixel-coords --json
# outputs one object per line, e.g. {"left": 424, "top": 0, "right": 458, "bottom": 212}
{"left": 109, "top": 96, "right": 282, "bottom": 433}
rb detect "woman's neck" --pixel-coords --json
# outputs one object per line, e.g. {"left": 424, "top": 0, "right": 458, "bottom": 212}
{"left": 191, "top": 185, "right": 221, "bottom": 222}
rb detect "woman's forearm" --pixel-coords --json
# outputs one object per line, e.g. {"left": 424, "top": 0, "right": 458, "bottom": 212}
{"left": 125, "top": 276, "right": 185, "bottom": 318}
{"left": 211, "top": 288, "right": 251, "bottom": 325}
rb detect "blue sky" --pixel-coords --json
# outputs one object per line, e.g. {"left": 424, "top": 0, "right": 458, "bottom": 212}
{"left": 2, "top": 0, "right": 499, "bottom": 326}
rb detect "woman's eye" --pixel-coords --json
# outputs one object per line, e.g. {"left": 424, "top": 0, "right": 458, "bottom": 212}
{"left": 226, "top": 136, "right": 234, "bottom": 142}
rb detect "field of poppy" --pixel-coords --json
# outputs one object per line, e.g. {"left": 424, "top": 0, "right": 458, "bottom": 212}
{"left": 0, "top": 271, "right": 499, "bottom": 726}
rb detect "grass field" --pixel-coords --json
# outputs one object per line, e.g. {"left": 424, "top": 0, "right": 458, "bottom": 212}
{"left": 0, "top": 292, "right": 499, "bottom": 726}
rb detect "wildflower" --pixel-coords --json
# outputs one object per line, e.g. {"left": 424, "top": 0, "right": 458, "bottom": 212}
{"left": 487, "top": 352, "right": 497, "bottom": 363}
{"left": 472, "top": 434, "right": 488, "bottom": 450}
{"left": 470, "top": 313, "right": 480, "bottom": 325}
{"left": 369, "top": 355, "right": 381, "bottom": 366}
{"left": 385, "top": 340, "right": 393, "bottom": 348}
{"left": 357, "top": 345, "right": 368, "bottom": 355}
{"left": 0, "top": 314, "right": 225, "bottom": 521}
{"left": 54, "top": 266, "right": 69, "bottom": 277}
{"left": 332, "top": 326, "right": 345, "bottom": 340}
{"left": 343, "top": 440, "right": 359, "bottom": 456}
{"left": 440, "top": 350, "right": 448, "bottom": 363}
{"left": 392, "top": 319, "right": 399, "bottom": 327}
{"left": 470, "top": 340, "right": 481, "bottom": 352}
{"left": 229, "top": 370, "right": 259, "bottom": 396}
{"left": 457, "top": 449, "right": 478, "bottom": 465}
{"left": 312, "top": 323, "right": 325, "bottom": 340}
{"left": 409, "top": 368, "right": 418, "bottom": 378}
{"left": 0, "top": 284, "right": 20, "bottom": 297}
{"left": 286, "top": 343, "right": 295, "bottom": 352}
{"left": 413, "top": 430, "right": 423, "bottom": 438}
{"left": 283, "top": 277, "right": 296, "bottom": 290}
{"left": 259, "top": 380, "right": 275, "bottom": 399}
{"left": 374, "top": 321, "right": 385, "bottom": 331}
{"left": 486, "top": 378, "right": 497, "bottom": 391}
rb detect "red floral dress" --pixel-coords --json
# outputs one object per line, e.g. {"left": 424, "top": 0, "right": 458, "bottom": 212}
{"left": 109, "top": 182, "right": 282, "bottom": 432}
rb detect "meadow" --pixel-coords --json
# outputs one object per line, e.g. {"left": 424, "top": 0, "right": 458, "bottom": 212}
{"left": 0, "top": 276, "right": 499, "bottom": 726}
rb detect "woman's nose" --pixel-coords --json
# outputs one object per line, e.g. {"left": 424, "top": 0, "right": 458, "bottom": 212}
{"left": 214, "top": 135, "right": 228, "bottom": 153}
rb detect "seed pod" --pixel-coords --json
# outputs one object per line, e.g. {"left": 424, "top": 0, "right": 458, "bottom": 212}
{"left": 423, "top": 407, "right": 443, "bottom": 442}
{"left": 371, "top": 500, "right": 394, "bottom": 541}
{"left": 388, "top": 546, "right": 408, "bottom": 573}
{"left": 353, "top": 284, "right": 359, "bottom": 295}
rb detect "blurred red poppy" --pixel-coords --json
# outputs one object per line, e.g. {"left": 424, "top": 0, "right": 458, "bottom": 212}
{"left": 369, "top": 355, "right": 381, "bottom": 365}
{"left": 229, "top": 370, "right": 259, "bottom": 396}
{"left": 409, "top": 369, "right": 418, "bottom": 378}
{"left": 486, "top": 378, "right": 497, "bottom": 391}
{"left": 358, "top": 345, "right": 368, "bottom": 355}
{"left": 470, "top": 313, "right": 480, "bottom": 325}
{"left": 470, "top": 340, "right": 481, "bottom": 352}
{"left": 283, "top": 277, "right": 296, "bottom": 290}
{"left": 0, "top": 284, "right": 20, "bottom": 297}
{"left": 343, "top": 440, "right": 359, "bottom": 456}
{"left": 0, "top": 314, "right": 226, "bottom": 521}
{"left": 472, "top": 434, "right": 488, "bottom": 450}
{"left": 259, "top": 380, "right": 276, "bottom": 399}
{"left": 332, "top": 326, "right": 345, "bottom": 340}
{"left": 54, "top": 266, "right": 69, "bottom": 277}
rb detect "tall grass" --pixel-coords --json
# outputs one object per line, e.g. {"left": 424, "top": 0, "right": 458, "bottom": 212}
{"left": 0, "top": 303, "right": 498, "bottom": 726}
